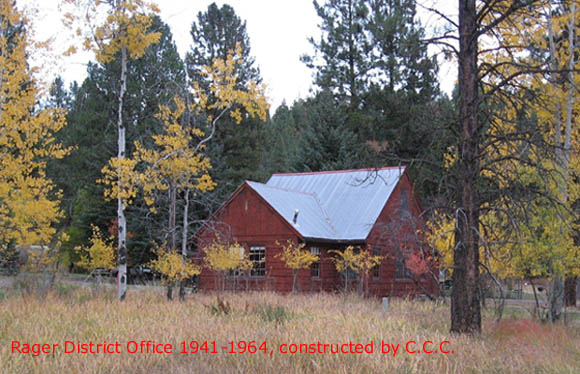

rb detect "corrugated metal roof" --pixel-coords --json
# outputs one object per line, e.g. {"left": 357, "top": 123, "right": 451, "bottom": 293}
{"left": 247, "top": 167, "right": 405, "bottom": 241}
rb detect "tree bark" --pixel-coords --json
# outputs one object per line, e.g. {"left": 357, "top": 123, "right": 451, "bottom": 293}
{"left": 168, "top": 184, "right": 177, "bottom": 252}
{"left": 451, "top": 0, "right": 481, "bottom": 334}
{"left": 179, "top": 188, "right": 190, "bottom": 301}
{"left": 116, "top": 44, "right": 128, "bottom": 302}
{"left": 167, "top": 184, "right": 177, "bottom": 300}
{"left": 562, "top": 1, "right": 577, "bottom": 312}
{"left": 564, "top": 276, "right": 577, "bottom": 307}
{"left": 546, "top": 2, "right": 576, "bottom": 322}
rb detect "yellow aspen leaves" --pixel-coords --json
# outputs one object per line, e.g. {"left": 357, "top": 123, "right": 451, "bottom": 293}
{"left": 192, "top": 44, "right": 269, "bottom": 125}
{"left": 74, "top": 225, "right": 116, "bottom": 272}
{"left": 202, "top": 239, "right": 251, "bottom": 273}
{"left": 330, "top": 246, "right": 381, "bottom": 277}
{"left": 275, "top": 240, "right": 318, "bottom": 271}
{"left": 0, "top": 1, "right": 70, "bottom": 247}
{"left": 99, "top": 96, "right": 216, "bottom": 210}
{"left": 330, "top": 246, "right": 381, "bottom": 294}
{"left": 60, "top": 0, "right": 161, "bottom": 63}
{"left": 202, "top": 238, "right": 253, "bottom": 291}
{"left": 148, "top": 246, "right": 201, "bottom": 284}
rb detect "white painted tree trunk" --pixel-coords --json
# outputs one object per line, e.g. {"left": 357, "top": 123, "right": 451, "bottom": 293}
{"left": 117, "top": 45, "right": 128, "bottom": 301}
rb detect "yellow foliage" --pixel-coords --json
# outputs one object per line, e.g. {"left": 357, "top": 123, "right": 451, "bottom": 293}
{"left": 61, "top": 0, "right": 161, "bottom": 64}
{"left": 23, "top": 232, "right": 70, "bottom": 273}
{"left": 148, "top": 246, "right": 201, "bottom": 284}
{"left": 74, "top": 226, "right": 116, "bottom": 272}
{"left": 275, "top": 240, "right": 318, "bottom": 270}
{"left": 202, "top": 239, "right": 252, "bottom": 272}
{"left": 330, "top": 246, "right": 381, "bottom": 276}
{"left": 192, "top": 44, "right": 269, "bottom": 125}
{"left": 98, "top": 157, "right": 140, "bottom": 206}
{"left": 427, "top": 198, "right": 580, "bottom": 280}
{"left": 99, "top": 46, "right": 267, "bottom": 214}
{"left": 0, "top": 2, "right": 70, "bottom": 247}
{"left": 100, "top": 96, "right": 215, "bottom": 210}
{"left": 425, "top": 212, "right": 455, "bottom": 273}
{"left": 355, "top": 250, "right": 383, "bottom": 277}
{"left": 24, "top": 249, "right": 57, "bottom": 273}
{"left": 436, "top": 2, "right": 580, "bottom": 282}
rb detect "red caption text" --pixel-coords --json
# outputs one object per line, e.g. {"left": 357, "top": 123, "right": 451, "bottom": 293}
{"left": 11, "top": 339, "right": 454, "bottom": 358}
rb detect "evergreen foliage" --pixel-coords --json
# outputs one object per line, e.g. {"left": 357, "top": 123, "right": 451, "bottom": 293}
{"left": 185, "top": 3, "right": 268, "bottom": 208}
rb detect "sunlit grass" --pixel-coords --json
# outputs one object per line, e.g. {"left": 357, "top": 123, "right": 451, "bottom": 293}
{"left": 0, "top": 284, "right": 578, "bottom": 373}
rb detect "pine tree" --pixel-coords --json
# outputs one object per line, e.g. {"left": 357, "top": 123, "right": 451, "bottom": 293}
{"left": 264, "top": 101, "right": 301, "bottom": 174}
{"left": 185, "top": 3, "right": 268, "bottom": 208}
{"left": 301, "top": 0, "right": 443, "bottom": 181}
{"left": 302, "top": 0, "right": 373, "bottom": 109}
{"left": 293, "top": 91, "right": 367, "bottom": 171}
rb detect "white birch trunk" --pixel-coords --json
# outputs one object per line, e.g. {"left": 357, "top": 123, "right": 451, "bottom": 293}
{"left": 116, "top": 45, "right": 128, "bottom": 301}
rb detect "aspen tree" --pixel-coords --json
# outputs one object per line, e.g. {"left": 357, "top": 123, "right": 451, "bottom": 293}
{"left": 330, "top": 246, "right": 381, "bottom": 294}
{"left": 101, "top": 46, "right": 267, "bottom": 299}
{"left": 62, "top": 0, "right": 161, "bottom": 300}
{"left": 0, "top": 1, "right": 68, "bottom": 256}
{"left": 275, "top": 240, "right": 319, "bottom": 293}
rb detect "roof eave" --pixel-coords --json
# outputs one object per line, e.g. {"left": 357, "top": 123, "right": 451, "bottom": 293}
{"left": 303, "top": 236, "right": 366, "bottom": 245}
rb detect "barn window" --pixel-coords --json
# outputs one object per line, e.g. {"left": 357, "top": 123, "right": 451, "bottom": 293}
{"left": 249, "top": 246, "right": 266, "bottom": 277}
{"left": 372, "top": 247, "right": 380, "bottom": 278}
{"left": 401, "top": 189, "right": 410, "bottom": 219}
{"left": 395, "top": 246, "right": 411, "bottom": 279}
{"left": 310, "top": 247, "right": 320, "bottom": 278}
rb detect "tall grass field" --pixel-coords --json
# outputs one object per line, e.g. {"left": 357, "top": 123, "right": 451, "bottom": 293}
{"left": 0, "top": 281, "right": 578, "bottom": 373}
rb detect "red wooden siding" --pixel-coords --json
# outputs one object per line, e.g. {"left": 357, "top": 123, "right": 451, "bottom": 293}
{"left": 366, "top": 171, "right": 438, "bottom": 297}
{"left": 197, "top": 184, "right": 300, "bottom": 292}
{"left": 195, "top": 171, "right": 438, "bottom": 298}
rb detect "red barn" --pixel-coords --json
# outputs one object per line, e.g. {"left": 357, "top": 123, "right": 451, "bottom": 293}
{"left": 195, "top": 167, "right": 438, "bottom": 297}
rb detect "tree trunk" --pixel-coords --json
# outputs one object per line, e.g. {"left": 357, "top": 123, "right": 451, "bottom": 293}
{"left": 548, "top": 276, "right": 564, "bottom": 322}
{"left": 564, "top": 276, "right": 577, "bottom": 307}
{"left": 168, "top": 184, "right": 177, "bottom": 251}
{"left": 116, "top": 45, "right": 128, "bottom": 302}
{"left": 529, "top": 278, "right": 542, "bottom": 320}
{"left": 451, "top": 0, "right": 481, "bottom": 334}
{"left": 179, "top": 188, "right": 190, "bottom": 301}
{"left": 546, "top": 2, "right": 575, "bottom": 322}
{"left": 562, "top": 1, "right": 576, "bottom": 313}
{"left": 179, "top": 284, "right": 186, "bottom": 301}
{"left": 166, "top": 184, "right": 177, "bottom": 300}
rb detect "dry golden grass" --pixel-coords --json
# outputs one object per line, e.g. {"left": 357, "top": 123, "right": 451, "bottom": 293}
{"left": 0, "top": 284, "right": 578, "bottom": 373}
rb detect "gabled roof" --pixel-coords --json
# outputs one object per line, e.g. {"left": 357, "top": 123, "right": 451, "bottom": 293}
{"left": 246, "top": 167, "right": 405, "bottom": 242}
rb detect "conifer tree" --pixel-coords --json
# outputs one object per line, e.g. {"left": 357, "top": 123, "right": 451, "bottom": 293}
{"left": 185, "top": 3, "right": 268, "bottom": 207}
